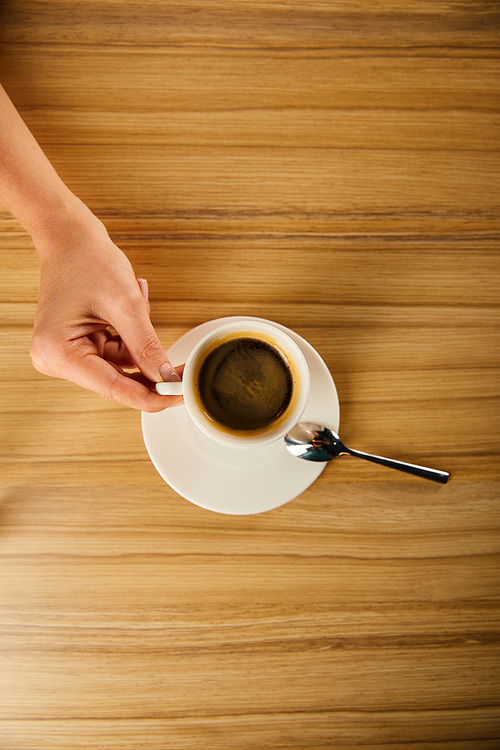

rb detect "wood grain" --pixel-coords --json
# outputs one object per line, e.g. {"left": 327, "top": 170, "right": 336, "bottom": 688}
{"left": 0, "top": 1, "right": 499, "bottom": 748}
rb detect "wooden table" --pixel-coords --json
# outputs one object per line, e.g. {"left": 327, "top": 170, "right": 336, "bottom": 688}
{"left": 1, "top": 2, "right": 499, "bottom": 748}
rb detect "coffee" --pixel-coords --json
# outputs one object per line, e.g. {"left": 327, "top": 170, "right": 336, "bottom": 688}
{"left": 194, "top": 335, "right": 296, "bottom": 434}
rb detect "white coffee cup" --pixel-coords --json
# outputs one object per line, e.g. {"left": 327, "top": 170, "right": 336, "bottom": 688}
{"left": 156, "top": 320, "right": 310, "bottom": 448}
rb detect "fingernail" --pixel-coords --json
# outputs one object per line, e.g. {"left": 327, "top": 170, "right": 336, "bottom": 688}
{"left": 160, "top": 362, "right": 182, "bottom": 382}
{"left": 137, "top": 278, "right": 149, "bottom": 301}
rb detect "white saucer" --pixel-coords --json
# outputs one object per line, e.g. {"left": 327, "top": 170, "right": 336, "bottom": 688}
{"left": 141, "top": 317, "right": 340, "bottom": 515}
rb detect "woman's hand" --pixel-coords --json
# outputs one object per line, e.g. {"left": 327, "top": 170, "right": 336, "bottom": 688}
{"left": 29, "top": 205, "right": 182, "bottom": 412}
{"left": 0, "top": 83, "right": 182, "bottom": 410}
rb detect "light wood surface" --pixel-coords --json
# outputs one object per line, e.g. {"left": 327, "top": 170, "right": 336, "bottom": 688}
{"left": 1, "top": 2, "right": 499, "bottom": 748}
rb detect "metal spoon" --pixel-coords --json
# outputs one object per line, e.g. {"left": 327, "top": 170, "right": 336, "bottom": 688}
{"left": 285, "top": 422, "right": 450, "bottom": 483}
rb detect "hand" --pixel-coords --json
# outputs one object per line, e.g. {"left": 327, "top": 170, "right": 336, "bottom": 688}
{"left": 29, "top": 205, "right": 183, "bottom": 412}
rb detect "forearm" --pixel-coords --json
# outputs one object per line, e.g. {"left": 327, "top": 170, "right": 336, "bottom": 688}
{"left": 0, "top": 83, "right": 84, "bottom": 241}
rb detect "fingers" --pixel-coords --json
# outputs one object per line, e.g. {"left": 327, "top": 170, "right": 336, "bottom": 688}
{"left": 89, "top": 279, "right": 153, "bottom": 370}
{"left": 33, "top": 342, "right": 182, "bottom": 412}
{"left": 87, "top": 330, "right": 185, "bottom": 383}
{"left": 31, "top": 335, "right": 182, "bottom": 411}
{"left": 75, "top": 353, "right": 183, "bottom": 412}
{"left": 88, "top": 330, "right": 136, "bottom": 369}
{"left": 108, "top": 277, "right": 181, "bottom": 385}
{"left": 31, "top": 322, "right": 184, "bottom": 413}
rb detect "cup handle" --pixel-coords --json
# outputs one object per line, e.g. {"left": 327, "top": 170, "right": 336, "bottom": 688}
{"left": 155, "top": 381, "right": 184, "bottom": 396}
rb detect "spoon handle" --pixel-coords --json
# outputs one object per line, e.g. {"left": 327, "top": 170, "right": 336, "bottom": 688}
{"left": 345, "top": 446, "right": 450, "bottom": 483}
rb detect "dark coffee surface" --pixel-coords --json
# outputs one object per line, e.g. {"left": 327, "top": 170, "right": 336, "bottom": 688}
{"left": 197, "top": 337, "right": 293, "bottom": 432}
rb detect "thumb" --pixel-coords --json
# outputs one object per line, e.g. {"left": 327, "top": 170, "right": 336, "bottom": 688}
{"left": 110, "top": 285, "right": 181, "bottom": 384}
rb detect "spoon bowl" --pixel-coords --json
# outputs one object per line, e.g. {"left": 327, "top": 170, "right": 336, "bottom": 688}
{"left": 285, "top": 422, "right": 449, "bottom": 483}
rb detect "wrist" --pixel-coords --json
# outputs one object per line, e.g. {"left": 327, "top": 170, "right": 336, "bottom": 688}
{"left": 29, "top": 194, "right": 106, "bottom": 259}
